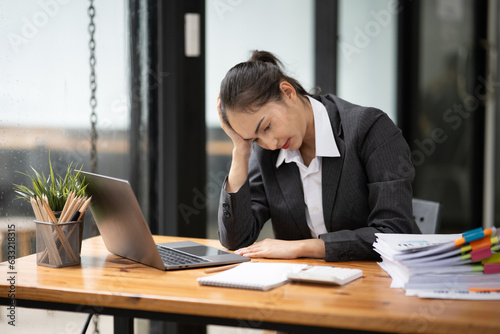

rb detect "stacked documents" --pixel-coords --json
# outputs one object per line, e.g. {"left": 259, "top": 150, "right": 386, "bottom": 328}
{"left": 373, "top": 228, "right": 500, "bottom": 299}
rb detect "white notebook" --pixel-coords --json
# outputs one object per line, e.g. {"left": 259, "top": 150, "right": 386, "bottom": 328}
{"left": 197, "top": 262, "right": 308, "bottom": 291}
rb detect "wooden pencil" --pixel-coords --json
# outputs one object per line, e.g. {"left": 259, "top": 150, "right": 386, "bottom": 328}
{"left": 77, "top": 196, "right": 92, "bottom": 221}
{"left": 60, "top": 191, "right": 75, "bottom": 223}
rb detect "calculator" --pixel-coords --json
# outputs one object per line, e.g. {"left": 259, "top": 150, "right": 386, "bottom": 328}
{"left": 287, "top": 266, "right": 363, "bottom": 285}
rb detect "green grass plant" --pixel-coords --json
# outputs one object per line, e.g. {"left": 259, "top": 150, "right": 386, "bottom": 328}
{"left": 13, "top": 156, "right": 88, "bottom": 212}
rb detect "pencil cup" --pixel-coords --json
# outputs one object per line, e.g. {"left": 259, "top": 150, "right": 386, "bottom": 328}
{"left": 35, "top": 220, "right": 82, "bottom": 268}
{"left": 51, "top": 210, "right": 84, "bottom": 254}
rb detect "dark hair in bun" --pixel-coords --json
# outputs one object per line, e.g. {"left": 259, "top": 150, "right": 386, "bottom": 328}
{"left": 219, "top": 50, "right": 311, "bottom": 123}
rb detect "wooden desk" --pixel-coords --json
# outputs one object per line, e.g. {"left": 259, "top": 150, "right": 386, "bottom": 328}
{"left": 1, "top": 235, "right": 499, "bottom": 334}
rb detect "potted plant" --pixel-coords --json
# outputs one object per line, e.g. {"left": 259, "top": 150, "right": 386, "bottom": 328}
{"left": 13, "top": 156, "right": 91, "bottom": 267}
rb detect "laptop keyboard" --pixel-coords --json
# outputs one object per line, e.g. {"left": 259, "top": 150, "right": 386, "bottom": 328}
{"left": 157, "top": 245, "right": 211, "bottom": 266}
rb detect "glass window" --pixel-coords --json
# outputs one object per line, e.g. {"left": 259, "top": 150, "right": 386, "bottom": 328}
{"left": 409, "top": 0, "right": 475, "bottom": 232}
{"left": 0, "top": 1, "right": 130, "bottom": 332}
{"left": 493, "top": 2, "right": 500, "bottom": 226}
{"left": 337, "top": 0, "right": 398, "bottom": 121}
{"left": 0, "top": 1, "right": 129, "bottom": 258}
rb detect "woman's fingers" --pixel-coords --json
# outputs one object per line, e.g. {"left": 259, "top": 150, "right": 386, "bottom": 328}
{"left": 234, "top": 239, "right": 301, "bottom": 259}
{"left": 217, "top": 95, "right": 251, "bottom": 151}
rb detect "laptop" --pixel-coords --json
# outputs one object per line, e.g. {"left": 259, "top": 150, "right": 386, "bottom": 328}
{"left": 80, "top": 171, "right": 250, "bottom": 270}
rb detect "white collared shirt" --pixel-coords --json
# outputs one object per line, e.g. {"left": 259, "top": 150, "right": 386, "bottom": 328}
{"left": 275, "top": 96, "right": 340, "bottom": 238}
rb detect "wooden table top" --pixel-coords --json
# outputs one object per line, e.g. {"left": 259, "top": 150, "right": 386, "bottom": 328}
{"left": 1, "top": 235, "right": 499, "bottom": 333}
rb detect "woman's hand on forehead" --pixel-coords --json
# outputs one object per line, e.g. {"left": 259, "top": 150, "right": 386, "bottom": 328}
{"left": 217, "top": 94, "right": 252, "bottom": 153}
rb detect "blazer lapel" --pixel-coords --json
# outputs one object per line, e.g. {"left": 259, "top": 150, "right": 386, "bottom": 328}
{"left": 322, "top": 145, "right": 344, "bottom": 232}
{"left": 275, "top": 160, "right": 311, "bottom": 238}
{"left": 320, "top": 96, "right": 346, "bottom": 232}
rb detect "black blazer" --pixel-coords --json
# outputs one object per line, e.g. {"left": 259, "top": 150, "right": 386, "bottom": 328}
{"left": 218, "top": 94, "right": 420, "bottom": 261}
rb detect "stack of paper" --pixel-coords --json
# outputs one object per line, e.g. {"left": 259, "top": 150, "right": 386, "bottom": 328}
{"left": 373, "top": 228, "right": 500, "bottom": 299}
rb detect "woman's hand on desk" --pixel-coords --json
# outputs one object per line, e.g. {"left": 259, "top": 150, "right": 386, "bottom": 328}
{"left": 234, "top": 238, "right": 326, "bottom": 259}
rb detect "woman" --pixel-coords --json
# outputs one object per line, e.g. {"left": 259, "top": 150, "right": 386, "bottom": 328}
{"left": 217, "top": 50, "right": 420, "bottom": 262}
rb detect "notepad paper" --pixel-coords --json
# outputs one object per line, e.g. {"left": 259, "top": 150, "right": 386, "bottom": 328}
{"left": 197, "top": 262, "right": 308, "bottom": 291}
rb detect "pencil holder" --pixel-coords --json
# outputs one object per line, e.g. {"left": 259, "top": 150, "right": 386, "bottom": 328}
{"left": 54, "top": 211, "right": 85, "bottom": 254}
{"left": 35, "top": 220, "right": 82, "bottom": 268}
